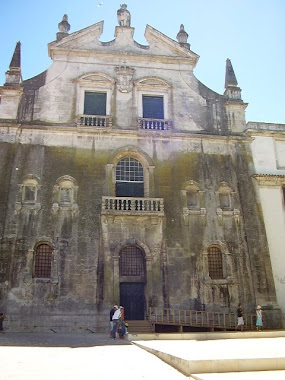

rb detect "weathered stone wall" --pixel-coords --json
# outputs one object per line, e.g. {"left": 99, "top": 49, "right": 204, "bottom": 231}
{"left": 0, "top": 128, "right": 279, "bottom": 330}
{"left": 0, "top": 13, "right": 281, "bottom": 330}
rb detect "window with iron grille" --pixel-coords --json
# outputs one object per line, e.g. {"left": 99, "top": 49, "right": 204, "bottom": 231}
{"left": 119, "top": 246, "right": 145, "bottom": 277}
{"left": 116, "top": 157, "right": 144, "bottom": 197}
{"left": 34, "top": 244, "right": 53, "bottom": 278}
{"left": 208, "top": 246, "right": 223, "bottom": 279}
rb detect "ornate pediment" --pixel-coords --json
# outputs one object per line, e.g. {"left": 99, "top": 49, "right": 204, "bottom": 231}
{"left": 144, "top": 25, "right": 199, "bottom": 64}
{"left": 48, "top": 21, "right": 104, "bottom": 58}
{"left": 134, "top": 76, "right": 172, "bottom": 91}
{"left": 77, "top": 73, "right": 115, "bottom": 88}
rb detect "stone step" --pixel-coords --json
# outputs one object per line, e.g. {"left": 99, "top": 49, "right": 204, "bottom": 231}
{"left": 130, "top": 332, "right": 285, "bottom": 375}
{"left": 125, "top": 320, "right": 154, "bottom": 333}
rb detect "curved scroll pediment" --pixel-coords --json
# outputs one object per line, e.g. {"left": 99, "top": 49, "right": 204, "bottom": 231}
{"left": 77, "top": 72, "right": 115, "bottom": 86}
{"left": 134, "top": 76, "right": 172, "bottom": 90}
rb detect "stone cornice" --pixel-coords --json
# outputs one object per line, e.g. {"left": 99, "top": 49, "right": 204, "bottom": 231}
{"left": 0, "top": 123, "right": 252, "bottom": 149}
{"left": 246, "top": 122, "right": 285, "bottom": 137}
{"left": 50, "top": 47, "right": 197, "bottom": 68}
{"left": 252, "top": 173, "right": 285, "bottom": 186}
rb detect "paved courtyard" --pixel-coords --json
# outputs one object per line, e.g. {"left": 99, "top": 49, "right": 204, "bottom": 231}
{"left": 1, "top": 331, "right": 285, "bottom": 379}
{"left": 0, "top": 332, "right": 188, "bottom": 380}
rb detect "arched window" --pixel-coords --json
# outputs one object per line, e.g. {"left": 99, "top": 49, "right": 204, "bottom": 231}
{"left": 116, "top": 157, "right": 144, "bottom": 197}
{"left": 208, "top": 246, "right": 223, "bottom": 279}
{"left": 119, "top": 246, "right": 145, "bottom": 277}
{"left": 34, "top": 244, "right": 53, "bottom": 278}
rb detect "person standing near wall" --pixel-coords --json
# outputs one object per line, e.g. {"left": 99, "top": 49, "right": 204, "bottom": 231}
{"left": 237, "top": 303, "right": 244, "bottom": 331}
{"left": 112, "top": 305, "right": 121, "bottom": 340}
{"left": 0, "top": 313, "right": 5, "bottom": 334}
{"left": 256, "top": 305, "right": 263, "bottom": 331}
{"left": 109, "top": 305, "right": 117, "bottom": 338}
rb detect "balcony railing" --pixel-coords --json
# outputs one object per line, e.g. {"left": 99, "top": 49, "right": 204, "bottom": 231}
{"left": 148, "top": 307, "right": 257, "bottom": 331}
{"left": 77, "top": 115, "right": 112, "bottom": 127}
{"left": 138, "top": 118, "right": 171, "bottom": 131}
{"left": 102, "top": 196, "right": 164, "bottom": 215}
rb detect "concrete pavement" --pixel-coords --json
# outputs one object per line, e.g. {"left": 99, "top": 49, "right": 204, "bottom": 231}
{"left": 1, "top": 331, "right": 285, "bottom": 379}
{"left": 0, "top": 332, "right": 188, "bottom": 380}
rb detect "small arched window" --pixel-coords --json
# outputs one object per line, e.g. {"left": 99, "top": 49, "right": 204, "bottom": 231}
{"left": 116, "top": 157, "right": 144, "bottom": 197}
{"left": 208, "top": 246, "right": 223, "bottom": 279}
{"left": 34, "top": 244, "right": 53, "bottom": 278}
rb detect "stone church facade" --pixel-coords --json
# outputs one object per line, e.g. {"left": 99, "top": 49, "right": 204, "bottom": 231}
{"left": 0, "top": 5, "right": 282, "bottom": 331}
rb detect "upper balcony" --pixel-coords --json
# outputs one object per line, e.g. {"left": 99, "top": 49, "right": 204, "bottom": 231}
{"left": 101, "top": 196, "right": 164, "bottom": 216}
{"left": 77, "top": 115, "right": 113, "bottom": 128}
{"left": 138, "top": 118, "right": 172, "bottom": 131}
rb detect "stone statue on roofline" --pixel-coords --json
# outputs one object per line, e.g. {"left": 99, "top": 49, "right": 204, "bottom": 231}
{"left": 117, "top": 4, "right": 131, "bottom": 27}
{"left": 58, "top": 14, "right": 70, "bottom": 33}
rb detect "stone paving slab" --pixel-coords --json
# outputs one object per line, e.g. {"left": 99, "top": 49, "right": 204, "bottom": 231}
{"left": 0, "top": 332, "right": 188, "bottom": 380}
{"left": 190, "top": 371, "right": 285, "bottom": 380}
{"left": 133, "top": 337, "right": 285, "bottom": 374}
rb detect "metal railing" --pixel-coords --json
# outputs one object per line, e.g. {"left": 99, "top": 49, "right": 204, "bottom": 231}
{"left": 138, "top": 118, "right": 171, "bottom": 131}
{"left": 148, "top": 307, "right": 257, "bottom": 331}
{"left": 102, "top": 196, "right": 164, "bottom": 214}
{"left": 77, "top": 115, "right": 112, "bottom": 127}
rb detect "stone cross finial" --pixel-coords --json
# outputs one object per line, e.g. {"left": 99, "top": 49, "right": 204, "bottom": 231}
{"left": 117, "top": 4, "right": 131, "bottom": 27}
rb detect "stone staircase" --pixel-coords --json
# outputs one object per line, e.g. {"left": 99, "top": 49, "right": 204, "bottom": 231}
{"left": 126, "top": 320, "right": 154, "bottom": 334}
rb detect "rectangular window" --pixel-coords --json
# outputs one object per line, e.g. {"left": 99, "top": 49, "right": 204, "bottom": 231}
{"left": 84, "top": 92, "right": 106, "bottom": 115}
{"left": 143, "top": 95, "right": 164, "bottom": 119}
{"left": 219, "top": 193, "right": 230, "bottom": 208}
{"left": 23, "top": 186, "right": 36, "bottom": 202}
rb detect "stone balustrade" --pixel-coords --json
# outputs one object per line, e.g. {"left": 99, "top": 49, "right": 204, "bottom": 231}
{"left": 102, "top": 196, "right": 164, "bottom": 215}
{"left": 77, "top": 115, "right": 112, "bottom": 127}
{"left": 138, "top": 118, "right": 171, "bottom": 131}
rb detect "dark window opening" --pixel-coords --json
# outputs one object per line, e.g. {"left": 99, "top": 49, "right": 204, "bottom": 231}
{"left": 119, "top": 246, "right": 145, "bottom": 277}
{"left": 24, "top": 186, "right": 36, "bottom": 202}
{"left": 60, "top": 188, "right": 72, "bottom": 203}
{"left": 143, "top": 95, "right": 164, "bottom": 119}
{"left": 187, "top": 191, "right": 198, "bottom": 207}
{"left": 34, "top": 244, "right": 52, "bottom": 278}
{"left": 219, "top": 193, "right": 230, "bottom": 208}
{"left": 84, "top": 92, "right": 106, "bottom": 115}
{"left": 208, "top": 247, "right": 223, "bottom": 279}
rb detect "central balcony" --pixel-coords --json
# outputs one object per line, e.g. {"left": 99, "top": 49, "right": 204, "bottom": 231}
{"left": 101, "top": 196, "right": 164, "bottom": 216}
{"left": 77, "top": 115, "right": 112, "bottom": 127}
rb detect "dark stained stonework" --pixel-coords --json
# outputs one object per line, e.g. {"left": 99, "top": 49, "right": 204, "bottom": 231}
{"left": 0, "top": 6, "right": 282, "bottom": 331}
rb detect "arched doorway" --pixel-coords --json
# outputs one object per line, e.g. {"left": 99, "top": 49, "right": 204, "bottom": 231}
{"left": 119, "top": 245, "right": 146, "bottom": 320}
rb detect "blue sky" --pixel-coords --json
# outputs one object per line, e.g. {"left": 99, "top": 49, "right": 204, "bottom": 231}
{"left": 1, "top": 0, "right": 284, "bottom": 124}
